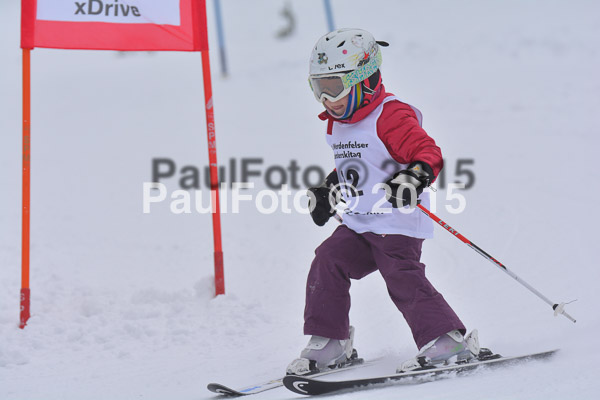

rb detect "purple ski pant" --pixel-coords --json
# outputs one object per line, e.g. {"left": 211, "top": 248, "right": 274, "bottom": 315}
{"left": 304, "top": 225, "right": 465, "bottom": 349}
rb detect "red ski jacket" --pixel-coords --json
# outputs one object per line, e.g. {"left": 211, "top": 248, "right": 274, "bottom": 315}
{"left": 318, "top": 85, "right": 443, "bottom": 180}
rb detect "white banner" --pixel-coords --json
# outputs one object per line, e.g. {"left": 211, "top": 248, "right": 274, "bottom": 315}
{"left": 37, "top": 0, "right": 181, "bottom": 25}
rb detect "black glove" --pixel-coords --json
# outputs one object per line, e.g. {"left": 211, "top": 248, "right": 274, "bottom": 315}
{"left": 307, "top": 170, "right": 340, "bottom": 226}
{"left": 385, "top": 162, "right": 434, "bottom": 208}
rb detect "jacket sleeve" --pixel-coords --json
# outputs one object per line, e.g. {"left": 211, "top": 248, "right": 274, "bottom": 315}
{"left": 376, "top": 101, "right": 443, "bottom": 181}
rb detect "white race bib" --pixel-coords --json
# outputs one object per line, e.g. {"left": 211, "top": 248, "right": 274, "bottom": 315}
{"left": 325, "top": 96, "right": 433, "bottom": 238}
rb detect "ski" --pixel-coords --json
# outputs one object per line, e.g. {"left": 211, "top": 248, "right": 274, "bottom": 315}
{"left": 283, "top": 349, "right": 558, "bottom": 396}
{"left": 207, "top": 350, "right": 373, "bottom": 396}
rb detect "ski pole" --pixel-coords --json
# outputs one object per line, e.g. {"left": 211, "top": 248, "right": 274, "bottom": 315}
{"left": 416, "top": 204, "right": 576, "bottom": 323}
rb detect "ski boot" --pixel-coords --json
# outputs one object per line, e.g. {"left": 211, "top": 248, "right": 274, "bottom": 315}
{"left": 397, "top": 329, "right": 480, "bottom": 373}
{"left": 286, "top": 326, "right": 357, "bottom": 376}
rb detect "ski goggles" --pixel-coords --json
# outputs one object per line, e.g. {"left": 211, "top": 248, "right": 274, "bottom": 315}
{"left": 309, "top": 74, "right": 352, "bottom": 103}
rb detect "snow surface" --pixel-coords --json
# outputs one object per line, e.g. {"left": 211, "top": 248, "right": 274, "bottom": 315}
{"left": 1, "top": 0, "right": 599, "bottom": 399}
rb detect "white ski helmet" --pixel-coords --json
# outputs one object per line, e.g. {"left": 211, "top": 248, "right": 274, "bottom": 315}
{"left": 309, "top": 28, "right": 388, "bottom": 103}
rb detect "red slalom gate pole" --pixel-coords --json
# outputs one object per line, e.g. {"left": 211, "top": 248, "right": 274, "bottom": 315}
{"left": 20, "top": 48, "right": 32, "bottom": 328}
{"left": 201, "top": 49, "right": 225, "bottom": 296}
{"left": 416, "top": 203, "right": 576, "bottom": 323}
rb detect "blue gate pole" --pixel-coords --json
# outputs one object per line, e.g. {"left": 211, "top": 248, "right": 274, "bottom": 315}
{"left": 323, "top": 0, "right": 335, "bottom": 32}
{"left": 213, "top": 0, "right": 229, "bottom": 77}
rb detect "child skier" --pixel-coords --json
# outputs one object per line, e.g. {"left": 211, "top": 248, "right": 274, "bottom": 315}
{"left": 287, "top": 28, "right": 480, "bottom": 375}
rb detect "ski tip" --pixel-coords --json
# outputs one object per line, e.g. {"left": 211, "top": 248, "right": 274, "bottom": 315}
{"left": 536, "top": 349, "right": 560, "bottom": 358}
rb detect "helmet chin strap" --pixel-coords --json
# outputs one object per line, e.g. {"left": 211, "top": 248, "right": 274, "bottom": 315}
{"left": 361, "top": 69, "right": 382, "bottom": 106}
